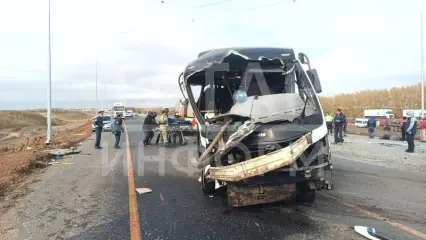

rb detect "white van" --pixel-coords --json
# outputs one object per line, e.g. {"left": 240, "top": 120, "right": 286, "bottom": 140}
{"left": 355, "top": 118, "right": 369, "bottom": 128}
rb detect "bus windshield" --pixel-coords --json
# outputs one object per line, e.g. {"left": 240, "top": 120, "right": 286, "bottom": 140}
{"left": 113, "top": 106, "right": 125, "bottom": 111}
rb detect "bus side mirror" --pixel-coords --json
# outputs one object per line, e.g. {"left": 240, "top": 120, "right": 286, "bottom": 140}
{"left": 306, "top": 69, "right": 322, "bottom": 93}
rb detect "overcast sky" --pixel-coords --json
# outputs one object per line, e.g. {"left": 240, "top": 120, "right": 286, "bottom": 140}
{"left": 1, "top": 0, "right": 426, "bottom": 110}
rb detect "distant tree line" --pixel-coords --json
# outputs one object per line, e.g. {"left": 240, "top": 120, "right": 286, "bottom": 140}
{"left": 319, "top": 83, "right": 426, "bottom": 119}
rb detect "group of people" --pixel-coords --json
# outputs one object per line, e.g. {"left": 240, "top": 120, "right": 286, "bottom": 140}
{"left": 325, "top": 109, "right": 422, "bottom": 153}
{"left": 142, "top": 108, "right": 170, "bottom": 147}
{"left": 325, "top": 109, "right": 348, "bottom": 144}
{"left": 369, "top": 110, "right": 420, "bottom": 153}
{"left": 90, "top": 110, "right": 124, "bottom": 150}
{"left": 90, "top": 107, "right": 171, "bottom": 150}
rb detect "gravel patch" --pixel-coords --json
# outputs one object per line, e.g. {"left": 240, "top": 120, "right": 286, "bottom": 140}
{"left": 330, "top": 134, "right": 426, "bottom": 172}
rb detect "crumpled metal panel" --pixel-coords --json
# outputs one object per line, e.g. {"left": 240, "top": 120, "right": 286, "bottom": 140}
{"left": 219, "top": 121, "right": 256, "bottom": 152}
{"left": 229, "top": 93, "right": 311, "bottom": 124}
{"left": 208, "top": 132, "right": 313, "bottom": 182}
{"left": 227, "top": 183, "right": 297, "bottom": 207}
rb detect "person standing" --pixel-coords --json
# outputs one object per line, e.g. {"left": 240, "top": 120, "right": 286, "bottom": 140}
{"left": 149, "top": 112, "right": 157, "bottom": 144}
{"left": 142, "top": 111, "right": 156, "bottom": 146}
{"left": 112, "top": 113, "right": 124, "bottom": 149}
{"left": 91, "top": 110, "right": 104, "bottom": 149}
{"left": 367, "top": 116, "right": 377, "bottom": 139}
{"left": 343, "top": 113, "right": 348, "bottom": 136}
{"left": 158, "top": 108, "right": 170, "bottom": 147}
{"left": 405, "top": 111, "right": 418, "bottom": 153}
{"left": 333, "top": 109, "right": 345, "bottom": 144}
{"left": 325, "top": 114, "right": 333, "bottom": 135}
{"left": 400, "top": 117, "right": 408, "bottom": 141}
{"left": 420, "top": 117, "right": 426, "bottom": 142}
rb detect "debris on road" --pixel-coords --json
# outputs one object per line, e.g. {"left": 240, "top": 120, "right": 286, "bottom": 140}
{"left": 136, "top": 188, "right": 152, "bottom": 195}
{"left": 43, "top": 148, "right": 81, "bottom": 159}
{"left": 48, "top": 162, "right": 75, "bottom": 166}
{"left": 353, "top": 225, "right": 391, "bottom": 240}
{"left": 33, "top": 160, "right": 49, "bottom": 168}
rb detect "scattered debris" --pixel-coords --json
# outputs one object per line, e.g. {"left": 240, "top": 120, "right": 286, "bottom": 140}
{"left": 136, "top": 188, "right": 152, "bottom": 195}
{"left": 43, "top": 148, "right": 81, "bottom": 159}
{"left": 353, "top": 225, "right": 390, "bottom": 240}
{"left": 48, "top": 162, "right": 75, "bottom": 166}
{"left": 33, "top": 161, "right": 48, "bottom": 168}
{"left": 378, "top": 143, "right": 402, "bottom": 148}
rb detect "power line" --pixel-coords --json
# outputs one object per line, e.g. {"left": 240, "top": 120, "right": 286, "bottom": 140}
{"left": 193, "top": 0, "right": 232, "bottom": 9}
{"left": 192, "top": 0, "right": 296, "bottom": 22}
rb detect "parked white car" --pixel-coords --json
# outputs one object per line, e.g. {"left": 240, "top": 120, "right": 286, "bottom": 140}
{"left": 354, "top": 118, "right": 368, "bottom": 128}
{"left": 92, "top": 115, "right": 113, "bottom": 132}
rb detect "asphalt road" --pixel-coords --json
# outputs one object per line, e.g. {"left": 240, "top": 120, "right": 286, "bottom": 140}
{"left": 1, "top": 116, "right": 425, "bottom": 240}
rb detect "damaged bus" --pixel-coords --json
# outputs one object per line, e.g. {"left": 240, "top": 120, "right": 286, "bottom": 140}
{"left": 178, "top": 47, "right": 333, "bottom": 207}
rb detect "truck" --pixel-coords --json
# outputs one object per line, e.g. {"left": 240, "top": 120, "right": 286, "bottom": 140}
{"left": 179, "top": 47, "right": 332, "bottom": 207}
{"left": 402, "top": 109, "right": 426, "bottom": 119}
{"left": 112, "top": 103, "right": 125, "bottom": 119}
{"left": 363, "top": 109, "right": 394, "bottom": 119}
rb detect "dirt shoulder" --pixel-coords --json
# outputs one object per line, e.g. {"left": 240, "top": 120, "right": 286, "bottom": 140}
{"left": 0, "top": 110, "right": 94, "bottom": 200}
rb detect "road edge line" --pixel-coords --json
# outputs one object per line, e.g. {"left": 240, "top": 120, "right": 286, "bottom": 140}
{"left": 124, "top": 123, "right": 142, "bottom": 240}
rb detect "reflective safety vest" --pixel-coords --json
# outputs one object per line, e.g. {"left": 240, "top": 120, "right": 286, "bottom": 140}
{"left": 159, "top": 114, "right": 168, "bottom": 124}
{"left": 325, "top": 115, "right": 333, "bottom": 122}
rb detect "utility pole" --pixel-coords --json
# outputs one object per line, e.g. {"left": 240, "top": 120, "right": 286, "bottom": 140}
{"left": 422, "top": 12, "right": 425, "bottom": 118}
{"left": 96, "top": 61, "right": 98, "bottom": 112}
{"left": 45, "top": 0, "right": 52, "bottom": 145}
{"left": 102, "top": 83, "right": 106, "bottom": 110}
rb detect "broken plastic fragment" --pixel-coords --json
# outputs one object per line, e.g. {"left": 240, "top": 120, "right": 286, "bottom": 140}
{"left": 136, "top": 188, "right": 153, "bottom": 195}
{"left": 353, "top": 226, "right": 389, "bottom": 240}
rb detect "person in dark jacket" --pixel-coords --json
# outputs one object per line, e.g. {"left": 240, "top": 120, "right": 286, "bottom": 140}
{"left": 142, "top": 112, "right": 156, "bottom": 146}
{"left": 367, "top": 116, "right": 377, "bottom": 139}
{"left": 149, "top": 112, "right": 157, "bottom": 144}
{"left": 112, "top": 113, "right": 124, "bottom": 149}
{"left": 90, "top": 110, "right": 104, "bottom": 149}
{"left": 333, "top": 109, "right": 345, "bottom": 144}
{"left": 405, "top": 111, "right": 418, "bottom": 153}
{"left": 400, "top": 117, "right": 408, "bottom": 141}
{"left": 342, "top": 113, "right": 348, "bottom": 136}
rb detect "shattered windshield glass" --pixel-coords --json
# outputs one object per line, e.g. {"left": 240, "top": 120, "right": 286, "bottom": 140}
{"left": 187, "top": 61, "right": 320, "bottom": 123}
